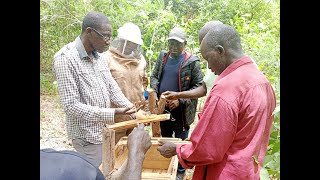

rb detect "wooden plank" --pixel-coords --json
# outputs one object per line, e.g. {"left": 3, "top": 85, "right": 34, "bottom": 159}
{"left": 147, "top": 89, "right": 167, "bottom": 137}
{"left": 166, "top": 156, "right": 175, "bottom": 174}
{"left": 147, "top": 89, "right": 161, "bottom": 137}
{"left": 151, "top": 122, "right": 161, "bottom": 137}
{"left": 114, "top": 138, "right": 190, "bottom": 170}
{"left": 102, "top": 128, "right": 115, "bottom": 177}
{"left": 120, "top": 137, "right": 182, "bottom": 142}
{"left": 152, "top": 94, "right": 166, "bottom": 137}
{"left": 118, "top": 137, "right": 191, "bottom": 146}
{"left": 141, "top": 171, "right": 172, "bottom": 179}
{"left": 116, "top": 140, "right": 188, "bottom": 146}
{"left": 157, "top": 95, "right": 166, "bottom": 114}
{"left": 143, "top": 160, "right": 170, "bottom": 169}
{"left": 147, "top": 88, "right": 158, "bottom": 114}
{"left": 169, "top": 156, "right": 178, "bottom": 179}
{"left": 108, "top": 114, "right": 170, "bottom": 131}
{"left": 153, "top": 94, "right": 166, "bottom": 138}
{"left": 108, "top": 136, "right": 184, "bottom": 180}
{"left": 114, "top": 146, "right": 128, "bottom": 169}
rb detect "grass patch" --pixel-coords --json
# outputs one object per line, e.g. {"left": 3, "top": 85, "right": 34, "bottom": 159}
{"left": 40, "top": 73, "right": 58, "bottom": 95}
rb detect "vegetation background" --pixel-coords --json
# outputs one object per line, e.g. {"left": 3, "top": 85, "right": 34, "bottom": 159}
{"left": 40, "top": 0, "right": 280, "bottom": 179}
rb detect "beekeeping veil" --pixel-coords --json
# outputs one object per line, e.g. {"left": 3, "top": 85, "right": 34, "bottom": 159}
{"left": 109, "top": 22, "right": 143, "bottom": 59}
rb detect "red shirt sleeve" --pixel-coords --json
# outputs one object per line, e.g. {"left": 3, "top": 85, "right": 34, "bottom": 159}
{"left": 176, "top": 94, "right": 237, "bottom": 168}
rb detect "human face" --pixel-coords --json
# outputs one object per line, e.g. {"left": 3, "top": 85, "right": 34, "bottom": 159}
{"left": 168, "top": 39, "right": 184, "bottom": 58}
{"left": 200, "top": 41, "right": 225, "bottom": 75}
{"left": 90, "top": 24, "right": 112, "bottom": 53}
{"left": 91, "top": 27, "right": 113, "bottom": 42}
{"left": 121, "top": 40, "right": 139, "bottom": 56}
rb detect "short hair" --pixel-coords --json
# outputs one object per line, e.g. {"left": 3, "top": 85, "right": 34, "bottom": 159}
{"left": 204, "top": 24, "right": 242, "bottom": 51}
{"left": 198, "top": 20, "right": 223, "bottom": 43}
{"left": 81, "top": 11, "right": 110, "bottom": 33}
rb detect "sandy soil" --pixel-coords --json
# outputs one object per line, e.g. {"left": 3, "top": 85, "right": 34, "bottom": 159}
{"left": 40, "top": 95, "right": 74, "bottom": 150}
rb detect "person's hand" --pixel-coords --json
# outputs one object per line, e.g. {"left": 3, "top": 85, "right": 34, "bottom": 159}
{"left": 157, "top": 140, "right": 177, "bottom": 158}
{"left": 134, "top": 100, "right": 146, "bottom": 111}
{"left": 162, "top": 91, "right": 180, "bottom": 100}
{"left": 135, "top": 109, "right": 150, "bottom": 120}
{"left": 115, "top": 104, "right": 136, "bottom": 115}
{"left": 127, "top": 123, "right": 152, "bottom": 154}
{"left": 166, "top": 99, "right": 179, "bottom": 111}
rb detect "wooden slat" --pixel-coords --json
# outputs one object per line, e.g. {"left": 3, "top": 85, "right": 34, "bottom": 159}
{"left": 143, "top": 160, "right": 170, "bottom": 169}
{"left": 151, "top": 122, "right": 161, "bottom": 137}
{"left": 147, "top": 88, "right": 158, "bottom": 115}
{"left": 170, "top": 156, "right": 179, "bottom": 179}
{"left": 141, "top": 171, "right": 172, "bottom": 179}
{"left": 166, "top": 156, "right": 175, "bottom": 174}
{"left": 108, "top": 114, "right": 170, "bottom": 131}
{"left": 102, "top": 128, "right": 115, "bottom": 177}
{"left": 148, "top": 89, "right": 161, "bottom": 137}
{"left": 114, "top": 146, "right": 128, "bottom": 169}
{"left": 121, "top": 137, "right": 182, "bottom": 141}
{"left": 152, "top": 94, "right": 167, "bottom": 136}
{"left": 116, "top": 140, "right": 189, "bottom": 146}
{"left": 157, "top": 95, "right": 166, "bottom": 114}
{"left": 149, "top": 140, "right": 191, "bottom": 145}
{"left": 107, "top": 136, "right": 184, "bottom": 180}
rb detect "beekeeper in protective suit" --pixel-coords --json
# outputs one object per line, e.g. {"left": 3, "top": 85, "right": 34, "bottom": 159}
{"left": 104, "top": 22, "right": 148, "bottom": 143}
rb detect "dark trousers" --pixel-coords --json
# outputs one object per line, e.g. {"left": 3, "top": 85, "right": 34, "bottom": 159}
{"left": 160, "top": 107, "right": 189, "bottom": 173}
{"left": 72, "top": 138, "right": 102, "bottom": 167}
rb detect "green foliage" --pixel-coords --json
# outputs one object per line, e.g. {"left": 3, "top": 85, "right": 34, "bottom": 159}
{"left": 40, "top": 74, "right": 58, "bottom": 95}
{"left": 264, "top": 105, "right": 280, "bottom": 179}
{"left": 41, "top": 0, "right": 280, "bottom": 178}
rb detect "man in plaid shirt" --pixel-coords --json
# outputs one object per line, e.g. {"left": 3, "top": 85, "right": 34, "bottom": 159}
{"left": 53, "top": 11, "right": 137, "bottom": 167}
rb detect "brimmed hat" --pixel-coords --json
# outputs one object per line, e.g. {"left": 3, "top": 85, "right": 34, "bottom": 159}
{"left": 117, "top": 22, "right": 143, "bottom": 45}
{"left": 167, "top": 27, "right": 186, "bottom": 43}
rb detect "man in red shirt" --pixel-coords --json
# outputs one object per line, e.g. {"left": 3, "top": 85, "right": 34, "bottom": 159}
{"left": 157, "top": 24, "right": 276, "bottom": 179}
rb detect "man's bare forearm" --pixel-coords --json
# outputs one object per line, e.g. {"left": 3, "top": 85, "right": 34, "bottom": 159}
{"left": 163, "top": 84, "right": 207, "bottom": 100}
{"left": 109, "top": 153, "right": 145, "bottom": 180}
{"left": 178, "top": 84, "right": 207, "bottom": 99}
{"left": 121, "top": 152, "right": 145, "bottom": 180}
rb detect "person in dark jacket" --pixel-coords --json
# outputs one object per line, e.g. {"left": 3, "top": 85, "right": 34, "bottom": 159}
{"left": 150, "top": 26, "right": 204, "bottom": 179}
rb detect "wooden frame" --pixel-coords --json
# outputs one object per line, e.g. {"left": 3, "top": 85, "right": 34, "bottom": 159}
{"left": 113, "top": 137, "right": 181, "bottom": 180}
{"left": 101, "top": 121, "right": 191, "bottom": 179}
{"left": 147, "top": 88, "right": 166, "bottom": 137}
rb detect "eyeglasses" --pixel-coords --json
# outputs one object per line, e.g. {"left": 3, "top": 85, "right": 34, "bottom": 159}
{"left": 90, "top": 27, "right": 112, "bottom": 42}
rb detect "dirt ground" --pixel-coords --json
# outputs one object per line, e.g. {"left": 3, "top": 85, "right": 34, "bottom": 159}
{"left": 40, "top": 94, "right": 202, "bottom": 179}
{"left": 40, "top": 95, "right": 74, "bottom": 150}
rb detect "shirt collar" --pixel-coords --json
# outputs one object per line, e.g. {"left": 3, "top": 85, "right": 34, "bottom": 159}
{"left": 74, "top": 36, "right": 100, "bottom": 60}
{"left": 215, "top": 56, "right": 253, "bottom": 82}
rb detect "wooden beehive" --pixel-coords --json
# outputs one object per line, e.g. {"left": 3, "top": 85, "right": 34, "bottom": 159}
{"left": 100, "top": 89, "right": 190, "bottom": 179}
{"left": 101, "top": 114, "right": 172, "bottom": 179}
{"left": 114, "top": 137, "right": 182, "bottom": 180}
